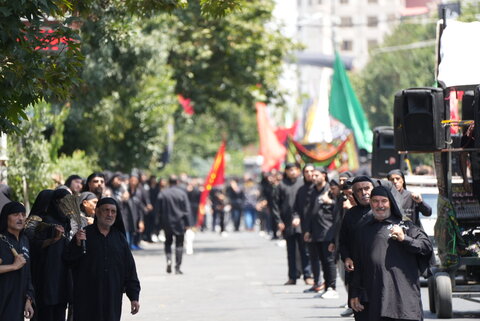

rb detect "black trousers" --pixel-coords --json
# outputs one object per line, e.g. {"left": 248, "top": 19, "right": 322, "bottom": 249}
{"left": 164, "top": 231, "right": 185, "bottom": 269}
{"left": 309, "top": 241, "right": 336, "bottom": 288}
{"left": 285, "top": 233, "right": 312, "bottom": 280}
{"left": 35, "top": 303, "right": 66, "bottom": 321}
{"left": 212, "top": 210, "right": 225, "bottom": 232}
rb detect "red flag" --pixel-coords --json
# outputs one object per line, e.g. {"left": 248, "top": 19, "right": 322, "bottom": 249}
{"left": 256, "top": 102, "right": 287, "bottom": 172}
{"left": 274, "top": 121, "right": 299, "bottom": 144}
{"left": 196, "top": 141, "right": 226, "bottom": 227}
{"left": 177, "top": 94, "right": 195, "bottom": 115}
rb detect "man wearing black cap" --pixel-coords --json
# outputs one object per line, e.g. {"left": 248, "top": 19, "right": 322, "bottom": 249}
{"left": 304, "top": 167, "right": 337, "bottom": 298}
{"left": 387, "top": 169, "right": 432, "bottom": 227}
{"left": 293, "top": 164, "right": 319, "bottom": 291}
{"left": 272, "top": 163, "right": 313, "bottom": 285}
{"left": 67, "top": 197, "right": 141, "bottom": 321}
{"left": 338, "top": 176, "right": 374, "bottom": 318}
{"left": 0, "top": 201, "right": 34, "bottom": 321}
{"left": 349, "top": 186, "right": 432, "bottom": 321}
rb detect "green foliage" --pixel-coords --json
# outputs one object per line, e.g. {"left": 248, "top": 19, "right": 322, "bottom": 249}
{"left": 0, "top": 0, "right": 83, "bottom": 133}
{"left": 63, "top": 12, "right": 178, "bottom": 172}
{"left": 61, "top": 0, "right": 292, "bottom": 174}
{"left": 7, "top": 102, "right": 63, "bottom": 204}
{"left": 168, "top": 0, "right": 291, "bottom": 114}
{"left": 7, "top": 102, "right": 99, "bottom": 204}
{"left": 51, "top": 150, "right": 100, "bottom": 181}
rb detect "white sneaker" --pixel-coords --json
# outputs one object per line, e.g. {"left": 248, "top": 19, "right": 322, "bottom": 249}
{"left": 151, "top": 234, "right": 159, "bottom": 243}
{"left": 320, "top": 287, "right": 339, "bottom": 299}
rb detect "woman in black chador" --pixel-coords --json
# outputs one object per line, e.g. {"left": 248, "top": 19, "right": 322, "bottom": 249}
{"left": 29, "top": 188, "right": 72, "bottom": 321}
{"left": 0, "top": 202, "right": 34, "bottom": 321}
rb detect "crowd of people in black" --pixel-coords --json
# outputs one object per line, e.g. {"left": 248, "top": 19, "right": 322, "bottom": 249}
{"left": 0, "top": 163, "right": 435, "bottom": 321}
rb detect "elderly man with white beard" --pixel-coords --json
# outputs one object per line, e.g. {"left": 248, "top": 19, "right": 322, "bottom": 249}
{"left": 349, "top": 186, "right": 433, "bottom": 321}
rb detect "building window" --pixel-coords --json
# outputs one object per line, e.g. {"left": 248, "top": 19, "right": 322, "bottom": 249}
{"left": 368, "top": 39, "right": 378, "bottom": 50}
{"left": 318, "top": 0, "right": 322, "bottom": 4}
{"left": 339, "top": 16, "right": 353, "bottom": 27}
{"left": 367, "top": 16, "right": 378, "bottom": 27}
{"left": 341, "top": 40, "right": 353, "bottom": 51}
{"left": 368, "top": 0, "right": 378, "bottom": 3}
{"left": 340, "top": 0, "right": 348, "bottom": 4}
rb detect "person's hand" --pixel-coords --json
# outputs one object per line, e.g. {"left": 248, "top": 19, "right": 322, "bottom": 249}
{"left": 411, "top": 192, "right": 422, "bottom": 203}
{"left": 13, "top": 254, "right": 27, "bottom": 270}
{"left": 53, "top": 225, "right": 65, "bottom": 242}
{"left": 390, "top": 225, "right": 405, "bottom": 242}
{"left": 278, "top": 222, "right": 285, "bottom": 232}
{"left": 131, "top": 300, "right": 140, "bottom": 315}
{"left": 350, "top": 297, "right": 364, "bottom": 312}
{"left": 75, "top": 230, "right": 86, "bottom": 247}
{"left": 303, "top": 232, "right": 311, "bottom": 243}
{"left": 328, "top": 243, "right": 335, "bottom": 253}
{"left": 146, "top": 204, "right": 153, "bottom": 212}
{"left": 86, "top": 217, "right": 95, "bottom": 225}
{"left": 138, "top": 221, "right": 145, "bottom": 233}
{"left": 24, "top": 298, "right": 34, "bottom": 319}
{"left": 320, "top": 194, "right": 332, "bottom": 204}
{"left": 292, "top": 217, "right": 300, "bottom": 227}
{"left": 344, "top": 257, "right": 354, "bottom": 272}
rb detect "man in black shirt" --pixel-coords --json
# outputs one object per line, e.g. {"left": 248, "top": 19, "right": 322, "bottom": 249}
{"left": 272, "top": 163, "right": 313, "bottom": 285}
{"left": 304, "top": 167, "right": 337, "bottom": 298}
{"left": 67, "top": 197, "right": 141, "bottom": 321}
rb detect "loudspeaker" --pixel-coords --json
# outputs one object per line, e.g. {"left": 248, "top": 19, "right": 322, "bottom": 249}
{"left": 394, "top": 87, "right": 449, "bottom": 151}
{"left": 371, "top": 126, "right": 404, "bottom": 179}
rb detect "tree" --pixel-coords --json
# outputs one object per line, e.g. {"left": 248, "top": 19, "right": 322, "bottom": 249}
{"left": 61, "top": 0, "right": 293, "bottom": 173}
{"left": 0, "top": 0, "right": 82, "bottom": 133}
{"left": 0, "top": 0, "right": 244, "bottom": 133}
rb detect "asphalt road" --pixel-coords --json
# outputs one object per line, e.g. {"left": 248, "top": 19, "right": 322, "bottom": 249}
{"left": 121, "top": 231, "right": 480, "bottom": 321}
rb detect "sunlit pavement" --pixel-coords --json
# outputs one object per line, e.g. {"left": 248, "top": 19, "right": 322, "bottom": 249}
{"left": 122, "top": 231, "right": 479, "bottom": 321}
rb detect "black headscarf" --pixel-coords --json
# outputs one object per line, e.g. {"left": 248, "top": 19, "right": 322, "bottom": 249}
{"left": 0, "top": 201, "right": 26, "bottom": 232}
{"left": 387, "top": 169, "right": 407, "bottom": 190}
{"left": 30, "top": 189, "right": 54, "bottom": 217}
{"left": 46, "top": 188, "right": 71, "bottom": 227}
{"left": 370, "top": 185, "right": 403, "bottom": 219}
{"left": 95, "top": 197, "right": 126, "bottom": 236}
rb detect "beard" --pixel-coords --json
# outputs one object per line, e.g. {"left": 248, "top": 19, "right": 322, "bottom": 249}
{"left": 373, "top": 207, "right": 391, "bottom": 221}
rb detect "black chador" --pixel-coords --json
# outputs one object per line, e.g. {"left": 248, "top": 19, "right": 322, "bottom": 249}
{"left": 0, "top": 202, "right": 34, "bottom": 321}
{"left": 65, "top": 198, "right": 140, "bottom": 321}
{"left": 350, "top": 186, "right": 432, "bottom": 321}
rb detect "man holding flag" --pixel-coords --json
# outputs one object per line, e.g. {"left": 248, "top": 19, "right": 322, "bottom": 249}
{"left": 196, "top": 141, "right": 226, "bottom": 229}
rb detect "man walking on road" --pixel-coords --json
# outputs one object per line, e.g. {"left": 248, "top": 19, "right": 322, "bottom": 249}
{"left": 157, "top": 175, "right": 192, "bottom": 274}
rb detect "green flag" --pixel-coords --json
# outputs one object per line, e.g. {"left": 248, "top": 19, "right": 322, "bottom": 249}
{"left": 329, "top": 51, "right": 372, "bottom": 152}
